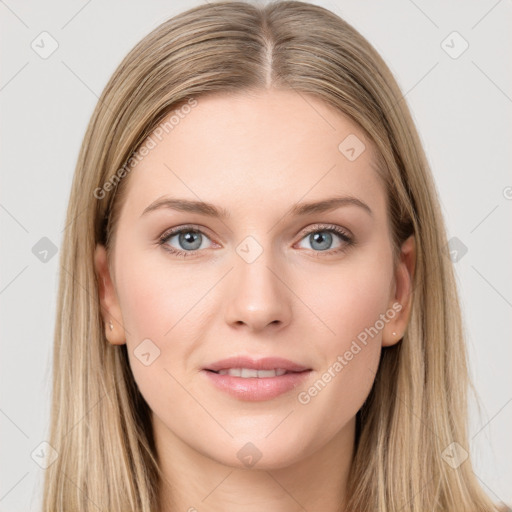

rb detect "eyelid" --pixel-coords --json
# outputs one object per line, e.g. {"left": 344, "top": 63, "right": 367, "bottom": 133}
{"left": 297, "top": 223, "right": 353, "bottom": 240}
{"left": 159, "top": 224, "right": 216, "bottom": 243}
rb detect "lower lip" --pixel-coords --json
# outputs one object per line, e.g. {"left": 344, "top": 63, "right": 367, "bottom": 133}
{"left": 202, "top": 370, "right": 312, "bottom": 401}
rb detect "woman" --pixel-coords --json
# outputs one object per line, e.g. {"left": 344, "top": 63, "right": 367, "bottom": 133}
{"left": 42, "top": 1, "right": 504, "bottom": 510}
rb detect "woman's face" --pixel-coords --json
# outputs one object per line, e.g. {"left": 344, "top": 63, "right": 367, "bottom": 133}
{"left": 95, "top": 89, "right": 413, "bottom": 470}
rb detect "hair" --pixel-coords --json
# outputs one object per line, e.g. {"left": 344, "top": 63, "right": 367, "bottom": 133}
{"left": 42, "top": 1, "right": 502, "bottom": 511}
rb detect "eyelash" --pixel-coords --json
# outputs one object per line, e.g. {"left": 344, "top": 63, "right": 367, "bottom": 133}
{"left": 157, "top": 223, "right": 354, "bottom": 259}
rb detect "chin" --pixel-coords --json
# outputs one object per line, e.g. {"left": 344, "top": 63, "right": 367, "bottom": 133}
{"left": 203, "top": 435, "right": 312, "bottom": 471}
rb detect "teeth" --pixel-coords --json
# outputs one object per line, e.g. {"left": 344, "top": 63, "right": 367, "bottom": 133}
{"left": 217, "top": 368, "right": 288, "bottom": 378}
{"left": 241, "top": 368, "right": 258, "bottom": 378}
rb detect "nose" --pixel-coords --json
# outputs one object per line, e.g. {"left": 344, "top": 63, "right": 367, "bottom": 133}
{"left": 224, "top": 248, "right": 292, "bottom": 333}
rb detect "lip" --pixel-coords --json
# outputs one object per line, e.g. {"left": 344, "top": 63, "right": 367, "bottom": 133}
{"left": 202, "top": 356, "right": 312, "bottom": 401}
{"left": 204, "top": 356, "right": 310, "bottom": 373}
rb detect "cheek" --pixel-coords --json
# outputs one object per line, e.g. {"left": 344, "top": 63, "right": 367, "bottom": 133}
{"left": 113, "top": 251, "right": 190, "bottom": 384}
{"left": 113, "top": 248, "right": 221, "bottom": 402}
{"left": 293, "top": 252, "right": 393, "bottom": 431}
{"left": 303, "top": 251, "right": 394, "bottom": 350}
{"left": 114, "top": 248, "right": 203, "bottom": 343}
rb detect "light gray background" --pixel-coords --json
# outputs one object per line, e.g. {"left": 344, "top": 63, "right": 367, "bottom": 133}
{"left": 1, "top": 0, "right": 511, "bottom": 510}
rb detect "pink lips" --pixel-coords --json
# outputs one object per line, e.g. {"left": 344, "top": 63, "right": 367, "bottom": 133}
{"left": 202, "top": 356, "right": 312, "bottom": 401}
{"left": 205, "top": 356, "right": 310, "bottom": 373}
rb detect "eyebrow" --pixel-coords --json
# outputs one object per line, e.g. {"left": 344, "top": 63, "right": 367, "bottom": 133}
{"left": 140, "top": 195, "right": 372, "bottom": 219}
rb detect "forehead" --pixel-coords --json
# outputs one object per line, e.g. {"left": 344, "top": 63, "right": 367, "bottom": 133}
{"left": 120, "top": 89, "right": 386, "bottom": 220}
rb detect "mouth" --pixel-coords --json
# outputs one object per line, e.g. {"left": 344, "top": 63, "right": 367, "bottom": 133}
{"left": 205, "top": 368, "right": 306, "bottom": 378}
{"left": 202, "top": 356, "right": 312, "bottom": 401}
{"left": 204, "top": 355, "right": 311, "bottom": 373}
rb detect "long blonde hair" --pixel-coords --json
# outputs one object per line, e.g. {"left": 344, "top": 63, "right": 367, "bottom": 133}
{"left": 42, "top": 1, "right": 500, "bottom": 510}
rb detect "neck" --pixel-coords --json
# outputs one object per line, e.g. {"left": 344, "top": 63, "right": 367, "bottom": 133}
{"left": 155, "top": 415, "right": 355, "bottom": 512}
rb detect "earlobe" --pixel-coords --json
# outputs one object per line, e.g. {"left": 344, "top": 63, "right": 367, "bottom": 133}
{"left": 382, "top": 235, "right": 416, "bottom": 347}
{"left": 94, "top": 244, "right": 126, "bottom": 345}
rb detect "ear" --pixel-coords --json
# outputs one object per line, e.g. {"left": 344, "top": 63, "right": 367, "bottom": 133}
{"left": 382, "top": 235, "right": 416, "bottom": 347}
{"left": 94, "top": 244, "right": 126, "bottom": 345}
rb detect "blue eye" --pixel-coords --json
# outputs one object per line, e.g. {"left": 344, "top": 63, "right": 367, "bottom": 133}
{"left": 296, "top": 225, "right": 353, "bottom": 255}
{"left": 159, "top": 226, "right": 213, "bottom": 257}
{"left": 158, "top": 223, "right": 354, "bottom": 258}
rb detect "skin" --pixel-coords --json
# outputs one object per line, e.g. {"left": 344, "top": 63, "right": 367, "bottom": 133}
{"left": 94, "top": 88, "right": 415, "bottom": 512}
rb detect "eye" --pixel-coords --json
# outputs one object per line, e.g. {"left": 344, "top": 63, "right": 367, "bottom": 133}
{"left": 158, "top": 223, "right": 354, "bottom": 259}
{"left": 296, "top": 224, "right": 354, "bottom": 255}
{"left": 158, "top": 225, "right": 214, "bottom": 258}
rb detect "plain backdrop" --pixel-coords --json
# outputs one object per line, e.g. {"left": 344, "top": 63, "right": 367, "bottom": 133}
{"left": 1, "top": 0, "right": 511, "bottom": 510}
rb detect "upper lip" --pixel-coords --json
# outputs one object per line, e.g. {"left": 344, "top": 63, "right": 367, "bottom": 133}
{"left": 204, "top": 356, "right": 311, "bottom": 373}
